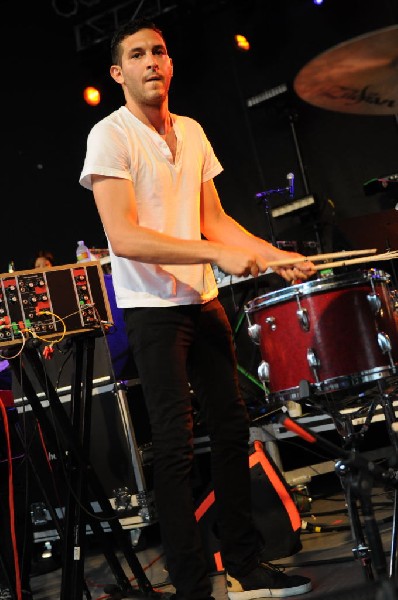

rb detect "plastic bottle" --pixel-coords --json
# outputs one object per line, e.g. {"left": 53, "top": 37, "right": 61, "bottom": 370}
{"left": 76, "top": 240, "right": 91, "bottom": 262}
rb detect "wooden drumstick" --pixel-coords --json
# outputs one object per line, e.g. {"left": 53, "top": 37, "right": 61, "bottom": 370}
{"left": 267, "top": 248, "right": 377, "bottom": 268}
{"left": 311, "top": 250, "right": 398, "bottom": 270}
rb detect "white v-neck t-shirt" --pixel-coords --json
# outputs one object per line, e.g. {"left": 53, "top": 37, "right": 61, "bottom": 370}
{"left": 80, "top": 106, "right": 223, "bottom": 308}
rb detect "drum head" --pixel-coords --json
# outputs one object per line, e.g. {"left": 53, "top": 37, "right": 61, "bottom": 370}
{"left": 245, "top": 270, "right": 369, "bottom": 314}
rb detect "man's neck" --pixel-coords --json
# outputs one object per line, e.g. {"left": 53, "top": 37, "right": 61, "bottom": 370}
{"left": 125, "top": 102, "right": 170, "bottom": 135}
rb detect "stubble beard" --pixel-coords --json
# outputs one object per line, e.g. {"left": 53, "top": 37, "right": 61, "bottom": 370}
{"left": 127, "top": 79, "right": 170, "bottom": 108}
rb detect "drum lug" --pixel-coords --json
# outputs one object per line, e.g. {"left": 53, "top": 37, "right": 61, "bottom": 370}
{"left": 367, "top": 292, "right": 382, "bottom": 315}
{"left": 297, "top": 308, "right": 310, "bottom": 332}
{"left": 248, "top": 323, "right": 261, "bottom": 344}
{"left": 257, "top": 360, "right": 270, "bottom": 383}
{"left": 377, "top": 331, "right": 392, "bottom": 354}
{"left": 377, "top": 332, "right": 395, "bottom": 369}
{"left": 307, "top": 348, "right": 320, "bottom": 383}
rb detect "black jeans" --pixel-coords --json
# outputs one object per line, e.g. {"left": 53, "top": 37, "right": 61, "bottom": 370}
{"left": 124, "top": 298, "right": 260, "bottom": 600}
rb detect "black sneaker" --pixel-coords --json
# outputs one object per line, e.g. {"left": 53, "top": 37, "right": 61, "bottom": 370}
{"left": 226, "top": 562, "right": 312, "bottom": 599}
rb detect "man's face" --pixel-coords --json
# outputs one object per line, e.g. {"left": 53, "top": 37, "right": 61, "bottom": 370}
{"left": 111, "top": 28, "right": 173, "bottom": 107}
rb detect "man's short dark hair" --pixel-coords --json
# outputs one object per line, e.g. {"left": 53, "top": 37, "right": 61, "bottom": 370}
{"left": 110, "top": 18, "right": 166, "bottom": 65}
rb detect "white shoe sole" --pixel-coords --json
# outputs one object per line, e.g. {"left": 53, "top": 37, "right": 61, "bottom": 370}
{"left": 227, "top": 581, "right": 312, "bottom": 599}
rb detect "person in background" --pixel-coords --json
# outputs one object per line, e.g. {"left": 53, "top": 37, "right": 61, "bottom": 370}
{"left": 32, "top": 250, "right": 54, "bottom": 270}
{"left": 79, "top": 18, "right": 315, "bottom": 600}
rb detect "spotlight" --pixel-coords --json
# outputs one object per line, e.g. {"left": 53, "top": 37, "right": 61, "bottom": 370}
{"left": 234, "top": 34, "right": 250, "bottom": 52}
{"left": 83, "top": 86, "right": 101, "bottom": 106}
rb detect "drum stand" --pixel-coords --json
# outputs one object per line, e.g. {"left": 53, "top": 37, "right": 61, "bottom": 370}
{"left": 297, "top": 376, "right": 398, "bottom": 582}
{"left": 277, "top": 404, "right": 398, "bottom": 586}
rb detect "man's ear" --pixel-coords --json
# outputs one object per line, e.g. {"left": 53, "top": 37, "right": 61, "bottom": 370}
{"left": 110, "top": 64, "right": 123, "bottom": 83}
{"left": 169, "top": 57, "right": 173, "bottom": 75}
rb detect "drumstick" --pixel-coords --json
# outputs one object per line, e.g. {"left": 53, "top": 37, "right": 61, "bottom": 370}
{"left": 311, "top": 251, "right": 398, "bottom": 271}
{"left": 267, "top": 248, "right": 377, "bottom": 267}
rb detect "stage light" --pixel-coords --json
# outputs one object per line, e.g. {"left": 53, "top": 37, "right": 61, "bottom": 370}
{"left": 83, "top": 86, "right": 101, "bottom": 106}
{"left": 234, "top": 34, "right": 250, "bottom": 51}
{"left": 313, "top": 0, "right": 324, "bottom": 5}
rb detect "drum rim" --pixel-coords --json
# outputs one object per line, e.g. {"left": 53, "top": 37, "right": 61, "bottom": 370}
{"left": 244, "top": 269, "right": 388, "bottom": 313}
{"left": 268, "top": 364, "right": 396, "bottom": 403}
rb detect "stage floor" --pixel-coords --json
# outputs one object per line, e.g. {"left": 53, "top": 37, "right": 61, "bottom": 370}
{"left": 16, "top": 372, "right": 398, "bottom": 600}
{"left": 29, "top": 470, "right": 398, "bottom": 600}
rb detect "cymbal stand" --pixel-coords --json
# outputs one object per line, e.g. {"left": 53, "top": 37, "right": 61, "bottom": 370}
{"left": 287, "top": 109, "right": 310, "bottom": 196}
{"left": 8, "top": 336, "right": 157, "bottom": 600}
{"left": 287, "top": 107, "right": 324, "bottom": 253}
{"left": 255, "top": 107, "right": 324, "bottom": 252}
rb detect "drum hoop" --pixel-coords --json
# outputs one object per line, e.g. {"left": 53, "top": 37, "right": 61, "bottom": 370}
{"left": 269, "top": 365, "right": 394, "bottom": 402}
{"left": 245, "top": 270, "right": 373, "bottom": 313}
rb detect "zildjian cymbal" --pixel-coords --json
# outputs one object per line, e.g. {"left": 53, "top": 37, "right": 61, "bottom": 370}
{"left": 294, "top": 25, "right": 398, "bottom": 115}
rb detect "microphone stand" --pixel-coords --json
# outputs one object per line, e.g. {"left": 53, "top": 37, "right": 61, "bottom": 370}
{"left": 255, "top": 185, "right": 291, "bottom": 246}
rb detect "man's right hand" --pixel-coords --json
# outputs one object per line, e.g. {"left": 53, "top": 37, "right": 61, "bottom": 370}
{"left": 215, "top": 246, "right": 269, "bottom": 279}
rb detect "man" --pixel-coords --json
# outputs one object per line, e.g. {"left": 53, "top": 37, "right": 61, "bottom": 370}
{"left": 80, "top": 18, "right": 315, "bottom": 600}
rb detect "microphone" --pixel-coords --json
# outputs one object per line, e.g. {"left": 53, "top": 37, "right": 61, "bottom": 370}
{"left": 286, "top": 172, "right": 295, "bottom": 198}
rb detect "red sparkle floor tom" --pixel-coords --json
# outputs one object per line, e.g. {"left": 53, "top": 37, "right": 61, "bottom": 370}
{"left": 244, "top": 270, "right": 398, "bottom": 402}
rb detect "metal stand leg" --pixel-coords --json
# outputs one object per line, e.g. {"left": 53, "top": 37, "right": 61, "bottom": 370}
{"left": 337, "top": 462, "right": 375, "bottom": 580}
{"left": 9, "top": 337, "right": 160, "bottom": 600}
{"left": 278, "top": 410, "right": 392, "bottom": 583}
{"left": 332, "top": 415, "right": 375, "bottom": 581}
{"left": 377, "top": 379, "right": 398, "bottom": 577}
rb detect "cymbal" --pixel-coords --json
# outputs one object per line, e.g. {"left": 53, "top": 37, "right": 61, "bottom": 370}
{"left": 294, "top": 25, "right": 398, "bottom": 115}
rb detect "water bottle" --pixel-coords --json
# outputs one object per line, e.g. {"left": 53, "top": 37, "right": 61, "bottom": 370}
{"left": 76, "top": 240, "right": 91, "bottom": 262}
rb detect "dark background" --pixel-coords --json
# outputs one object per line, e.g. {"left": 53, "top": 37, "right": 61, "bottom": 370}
{"left": 4, "top": 0, "right": 398, "bottom": 272}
